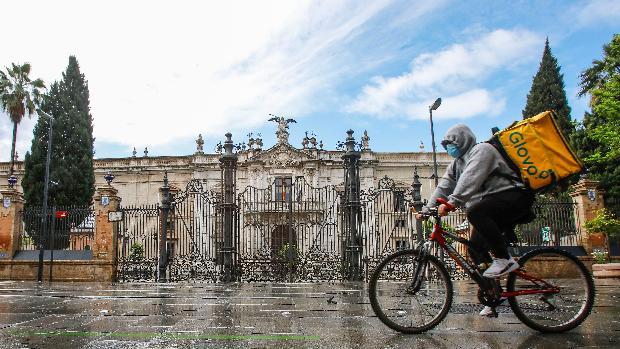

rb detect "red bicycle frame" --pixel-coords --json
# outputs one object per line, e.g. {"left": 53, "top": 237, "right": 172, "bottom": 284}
{"left": 426, "top": 198, "right": 560, "bottom": 299}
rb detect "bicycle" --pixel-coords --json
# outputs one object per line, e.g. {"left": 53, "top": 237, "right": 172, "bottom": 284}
{"left": 368, "top": 198, "right": 595, "bottom": 334}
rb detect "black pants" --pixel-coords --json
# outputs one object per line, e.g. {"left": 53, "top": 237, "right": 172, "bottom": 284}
{"left": 466, "top": 189, "right": 534, "bottom": 264}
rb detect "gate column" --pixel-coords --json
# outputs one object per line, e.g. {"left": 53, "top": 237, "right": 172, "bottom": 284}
{"left": 342, "top": 130, "right": 363, "bottom": 281}
{"left": 0, "top": 186, "right": 24, "bottom": 260}
{"left": 157, "top": 173, "right": 172, "bottom": 282}
{"left": 93, "top": 184, "right": 121, "bottom": 261}
{"left": 411, "top": 167, "right": 424, "bottom": 241}
{"left": 570, "top": 178, "right": 606, "bottom": 253}
{"left": 220, "top": 133, "right": 239, "bottom": 281}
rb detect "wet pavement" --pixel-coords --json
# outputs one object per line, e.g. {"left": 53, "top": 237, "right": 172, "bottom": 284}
{"left": 0, "top": 279, "right": 618, "bottom": 348}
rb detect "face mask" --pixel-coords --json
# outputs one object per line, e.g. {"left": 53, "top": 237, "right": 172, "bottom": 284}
{"left": 446, "top": 143, "right": 462, "bottom": 158}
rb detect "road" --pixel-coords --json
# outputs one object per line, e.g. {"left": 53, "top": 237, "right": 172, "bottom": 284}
{"left": 0, "top": 279, "right": 618, "bottom": 348}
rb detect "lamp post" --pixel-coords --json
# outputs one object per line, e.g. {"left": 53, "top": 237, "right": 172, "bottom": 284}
{"left": 7, "top": 174, "right": 17, "bottom": 188}
{"left": 429, "top": 98, "right": 442, "bottom": 187}
{"left": 36, "top": 109, "right": 54, "bottom": 283}
{"left": 104, "top": 171, "right": 115, "bottom": 185}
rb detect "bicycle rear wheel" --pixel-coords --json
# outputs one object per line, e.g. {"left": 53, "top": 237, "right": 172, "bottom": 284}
{"left": 369, "top": 249, "right": 453, "bottom": 334}
{"left": 506, "top": 247, "right": 595, "bottom": 333}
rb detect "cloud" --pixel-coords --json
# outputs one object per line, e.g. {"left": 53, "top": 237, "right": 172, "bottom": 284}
{"left": 0, "top": 112, "right": 37, "bottom": 163}
{"left": 346, "top": 29, "right": 542, "bottom": 120}
{"left": 0, "top": 0, "right": 450, "bottom": 160}
{"left": 572, "top": 0, "right": 620, "bottom": 27}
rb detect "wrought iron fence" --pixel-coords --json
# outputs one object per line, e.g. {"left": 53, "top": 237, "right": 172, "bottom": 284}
{"left": 167, "top": 180, "right": 222, "bottom": 282}
{"left": 360, "top": 177, "right": 417, "bottom": 278}
{"left": 18, "top": 205, "right": 95, "bottom": 251}
{"left": 113, "top": 173, "right": 588, "bottom": 283}
{"left": 605, "top": 198, "right": 620, "bottom": 255}
{"left": 515, "top": 197, "right": 582, "bottom": 247}
{"left": 605, "top": 198, "right": 620, "bottom": 218}
{"left": 237, "top": 177, "right": 343, "bottom": 282}
{"left": 116, "top": 204, "right": 160, "bottom": 282}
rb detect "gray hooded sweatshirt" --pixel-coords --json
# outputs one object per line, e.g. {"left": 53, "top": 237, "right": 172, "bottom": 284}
{"left": 426, "top": 124, "right": 525, "bottom": 209}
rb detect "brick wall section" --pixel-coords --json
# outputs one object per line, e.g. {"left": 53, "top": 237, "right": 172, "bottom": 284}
{"left": 0, "top": 260, "right": 115, "bottom": 282}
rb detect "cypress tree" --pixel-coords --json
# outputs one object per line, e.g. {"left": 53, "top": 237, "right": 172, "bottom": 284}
{"left": 23, "top": 56, "right": 95, "bottom": 239}
{"left": 523, "top": 39, "right": 574, "bottom": 138}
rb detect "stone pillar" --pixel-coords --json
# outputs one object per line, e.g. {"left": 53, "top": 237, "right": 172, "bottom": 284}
{"left": 158, "top": 173, "right": 173, "bottom": 282}
{"left": 570, "top": 178, "right": 605, "bottom": 253}
{"left": 342, "top": 130, "right": 362, "bottom": 281}
{"left": 219, "top": 133, "right": 239, "bottom": 281}
{"left": 411, "top": 167, "right": 424, "bottom": 241}
{"left": 0, "top": 187, "right": 25, "bottom": 259}
{"left": 92, "top": 185, "right": 121, "bottom": 261}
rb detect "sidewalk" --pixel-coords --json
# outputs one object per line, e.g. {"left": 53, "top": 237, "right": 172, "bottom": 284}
{"left": 0, "top": 279, "right": 618, "bottom": 349}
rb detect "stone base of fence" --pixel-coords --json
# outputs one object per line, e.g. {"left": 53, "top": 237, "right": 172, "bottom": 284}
{"left": 593, "top": 262, "right": 620, "bottom": 278}
{"left": 0, "top": 260, "right": 115, "bottom": 282}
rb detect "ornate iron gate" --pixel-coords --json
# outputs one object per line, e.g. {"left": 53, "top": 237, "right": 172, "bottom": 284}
{"left": 237, "top": 177, "right": 344, "bottom": 281}
{"left": 166, "top": 180, "right": 223, "bottom": 281}
{"left": 116, "top": 205, "right": 159, "bottom": 281}
{"left": 116, "top": 180, "right": 223, "bottom": 282}
{"left": 360, "top": 177, "right": 418, "bottom": 276}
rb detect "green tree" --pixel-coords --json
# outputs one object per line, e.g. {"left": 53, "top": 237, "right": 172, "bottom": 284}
{"left": 523, "top": 39, "right": 574, "bottom": 138}
{"left": 578, "top": 34, "right": 620, "bottom": 100}
{"left": 0, "top": 63, "right": 45, "bottom": 174}
{"left": 23, "top": 56, "right": 95, "bottom": 208}
{"left": 573, "top": 34, "right": 620, "bottom": 200}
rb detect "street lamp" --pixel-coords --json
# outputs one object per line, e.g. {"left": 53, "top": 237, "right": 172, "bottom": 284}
{"left": 7, "top": 174, "right": 17, "bottom": 188}
{"left": 36, "top": 109, "right": 54, "bottom": 283}
{"left": 104, "top": 171, "right": 115, "bottom": 185}
{"left": 429, "top": 98, "right": 442, "bottom": 187}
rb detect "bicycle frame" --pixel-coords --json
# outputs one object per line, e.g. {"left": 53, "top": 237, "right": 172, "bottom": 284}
{"left": 422, "top": 213, "right": 560, "bottom": 299}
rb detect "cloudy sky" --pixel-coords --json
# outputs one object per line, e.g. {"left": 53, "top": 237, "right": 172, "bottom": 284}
{"left": 1, "top": 0, "right": 618, "bottom": 161}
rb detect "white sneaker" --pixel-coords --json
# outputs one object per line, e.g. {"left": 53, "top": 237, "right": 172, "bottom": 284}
{"left": 479, "top": 306, "right": 494, "bottom": 317}
{"left": 482, "top": 258, "right": 519, "bottom": 278}
{"left": 479, "top": 298, "right": 506, "bottom": 317}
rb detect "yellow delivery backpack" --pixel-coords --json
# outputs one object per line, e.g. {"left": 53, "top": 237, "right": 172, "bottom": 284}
{"left": 489, "top": 110, "right": 584, "bottom": 191}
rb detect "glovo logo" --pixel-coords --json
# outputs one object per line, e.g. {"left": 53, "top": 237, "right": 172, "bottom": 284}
{"left": 508, "top": 131, "right": 550, "bottom": 180}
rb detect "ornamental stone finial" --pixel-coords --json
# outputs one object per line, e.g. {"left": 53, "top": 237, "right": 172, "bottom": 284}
{"left": 361, "top": 130, "right": 370, "bottom": 150}
{"left": 196, "top": 134, "right": 204, "bottom": 153}
{"left": 268, "top": 114, "right": 297, "bottom": 144}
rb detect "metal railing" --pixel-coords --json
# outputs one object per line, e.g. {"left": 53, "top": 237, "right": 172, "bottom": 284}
{"left": 516, "top": 198, "right": 581, "bottom": 247}
{"left": 18, "top": 205, "right": 95, "bottom": 251}
{"left": 604, "top": 198, "right": 620, "bottom": 256}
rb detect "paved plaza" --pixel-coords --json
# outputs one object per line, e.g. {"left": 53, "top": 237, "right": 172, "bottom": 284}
{"left": 0, "top": 279, "right": 618, "bottom": 349}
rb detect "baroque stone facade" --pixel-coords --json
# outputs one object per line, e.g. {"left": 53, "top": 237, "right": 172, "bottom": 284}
{"left": 0, "top": 123, "right": 451, "bottom": 207}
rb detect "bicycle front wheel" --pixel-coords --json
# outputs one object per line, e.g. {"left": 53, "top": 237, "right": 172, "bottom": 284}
{"left": 369, "top": 249, "right": 453, "bottom": 334}
{"left": 507, "top": 247, "right": 595, "bottom": 333}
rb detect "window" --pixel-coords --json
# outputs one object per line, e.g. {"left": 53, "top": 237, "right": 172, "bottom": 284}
{"left": 394, "top": 191, "right": 406, "bottom": 212}
{"left": 275, "top": 177, "right": 292, "bottom": 202}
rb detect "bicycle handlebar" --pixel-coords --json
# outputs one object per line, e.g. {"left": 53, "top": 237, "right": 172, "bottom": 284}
{"left": 436, "top": 198, "right": 456, "bottom": 212}
{"left": 417, "top": 198, "right": 456, "bottom": 219}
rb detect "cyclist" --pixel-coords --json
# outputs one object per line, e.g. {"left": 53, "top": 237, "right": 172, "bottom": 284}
{"left": 418, "top": 124, "right": 534, "bottom": 313}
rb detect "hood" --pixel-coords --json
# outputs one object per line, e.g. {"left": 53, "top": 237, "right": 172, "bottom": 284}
{"left": 441, "top": 124, "right": 476, "bottom": 155}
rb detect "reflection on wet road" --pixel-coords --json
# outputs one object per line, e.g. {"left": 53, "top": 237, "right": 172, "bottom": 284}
{"left": 0, "top": 279, "right": 617, "bottom": 348}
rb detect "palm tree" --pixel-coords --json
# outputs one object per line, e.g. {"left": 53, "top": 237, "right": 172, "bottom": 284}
{"left": 0, "top": 62, "right": 45, "bottom": 174}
